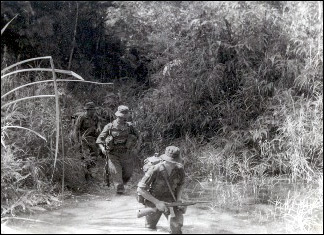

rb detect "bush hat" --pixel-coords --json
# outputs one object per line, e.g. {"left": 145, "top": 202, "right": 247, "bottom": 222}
{"left": 84, "top": 102, "right": 98, "bottom": 110}
{"left": 160, "top": 146, "right": 183, "bottom": 164}
{"left": 115, "top": 105, "right": 130, "bottom": 117}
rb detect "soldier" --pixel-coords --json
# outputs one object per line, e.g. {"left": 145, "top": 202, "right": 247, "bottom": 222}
{"left": 96, "top": 105, "right": 140, "bottom": 194}
{"left": 73, "top": 101, "right": 101, "bottom": 181}
{"left": 137, "top": 146, "right": 186, "bottom": 234}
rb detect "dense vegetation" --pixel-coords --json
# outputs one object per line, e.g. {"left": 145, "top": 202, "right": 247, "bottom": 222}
{"left": 1, "top": 1, "right": 323, "bottom": 233}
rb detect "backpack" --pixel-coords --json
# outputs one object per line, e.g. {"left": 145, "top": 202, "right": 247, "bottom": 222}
{"left": 142, "top": 153, "right": 161, "bottom": 173}
{"left": 71, "top": 111, "right": 85, "bottom": 126}
{"left": 70, "top": 111, "right": 85, "bottom": 143}
{"left": 137, "top": 153, "right": 162, "bottom": 204}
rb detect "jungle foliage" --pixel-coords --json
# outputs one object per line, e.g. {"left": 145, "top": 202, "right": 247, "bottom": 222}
{"left": 1, "top": 1, "right": 323, "bottom": 232}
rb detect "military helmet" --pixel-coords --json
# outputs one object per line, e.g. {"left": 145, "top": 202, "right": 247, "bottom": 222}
{"left": 115, "top": 105, "right": 130, "bottom": 117}
{"left": 84, "top": 102, "right": 97, "bottom": 110}
{"left": 160, "top": 146, "right": 183, "bottom": 164}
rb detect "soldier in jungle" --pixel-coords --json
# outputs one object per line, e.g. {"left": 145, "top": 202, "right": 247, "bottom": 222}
{"left": 73, "top": 101, "right": 101, "bottom": 182}
{"left": 137, "top": 146, "right": 186, "bottom": 234}
{"left": 96, "top": 105, "right": 140, "bottom": 194}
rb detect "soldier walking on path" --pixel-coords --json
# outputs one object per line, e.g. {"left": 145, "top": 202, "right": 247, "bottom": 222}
{"left": 96, "top": 105, "right": 140, "bottom": 194}
{"left": 73, "top": 101, "right": 101, "bottom": 182}
{"left": 137, "top": 146, "right": 186, "bottom": 234}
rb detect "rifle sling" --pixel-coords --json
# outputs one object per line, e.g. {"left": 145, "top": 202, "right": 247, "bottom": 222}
{"left": 160, "top": 163, "right": 177, "bottom": 202}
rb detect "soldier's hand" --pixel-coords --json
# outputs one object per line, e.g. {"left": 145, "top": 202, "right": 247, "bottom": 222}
{"left": 99, "top": 145, "right": 106, "bottom": 155}
{"left": 156, "top": 201, "right": 169, "bottom": 213}
{"left": 177, "top": 206, "right": 187, "bottom": 214}
{"left": 102, "top": 149, "right": 107, "bottom": 156}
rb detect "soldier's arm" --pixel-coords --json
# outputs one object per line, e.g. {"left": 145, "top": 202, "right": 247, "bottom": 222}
{"left": 129, "top": 123, "right": 142, "bottom": 151}
{"left": 96, "top": 123, "right": 111, "bottom": 154}
{"left": 176, "top": 185, "right": 184, "bottom": 201}
{"left": 176, "top": 169, "right": 186, "bottom": 201}
{"left": 127, "top": 122, "right": 140, "bottom": 138}
{"left": 137, "top": 167, "right": 169, "bottom": 213}
{"left": 96, "top": 124, "right": 111, "bottom": 144}
{"left": 73, "top": 116, "right": 83, "bottom": 142}
{"left": 96, "top": 116, "right": 102, "bottom": 134}
{"left": 137, "top": 187, "right": 160, "bottom": 205}
{"left": 173, "top": 170, "right": 187, "bottom": 214}
{"left": 137, "top": 187, "right": 169, "bottom": 213}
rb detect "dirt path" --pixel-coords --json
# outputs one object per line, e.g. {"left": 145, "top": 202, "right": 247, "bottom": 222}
{"left": 2, "top": 187, "right": 285, "bottom": 234}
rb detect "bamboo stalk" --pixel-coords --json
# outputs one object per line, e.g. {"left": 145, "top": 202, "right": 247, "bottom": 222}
{"left": 1, "top": 56, "right": 52, "bottom": 75}
{"left": 1, "top": 68, "right": 84, "bottom": 80}
{"left": 1, "top": 79, "right": 113, "bottom": 99}
{"left": 1, "top": 95, "right": 55, "bottom": 109}
{"left": 49, "top": 57, "right": 60, "bottom": 183}
{"left": 1, "top": 126, "right": 47, "bottom": 142}
{"left": 60, "top": 111, "right": 65, "bottom": 203}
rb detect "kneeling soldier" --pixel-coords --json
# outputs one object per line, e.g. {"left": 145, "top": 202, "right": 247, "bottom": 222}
{"left": 137, "top": 146, "right": 186, "bottom": 234}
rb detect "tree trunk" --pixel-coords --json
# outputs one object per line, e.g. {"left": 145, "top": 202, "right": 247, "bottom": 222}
{"left": 68, "top": 2, "right": 79, "bottom": 70}
{"left": 318, "top": 1, "right": 323, "bottom": 56}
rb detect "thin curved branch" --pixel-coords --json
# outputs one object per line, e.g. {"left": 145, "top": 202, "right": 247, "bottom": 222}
{"left": 1, "top": 79, "right": 113, "bottom": 99}
{"left": 1, "top": 56, "right": 52, "bottom": 75}
{"left": 1, "top": 68, "right": 84, "bottom": 80}
{"left": 1, "top": 14, "right": 18, "bottom": 36}
{"left": 49, "top": 57, "right": 60, "bottom": 183}
{"left": 1, "top": 126, "right": 47, "bottom": 142}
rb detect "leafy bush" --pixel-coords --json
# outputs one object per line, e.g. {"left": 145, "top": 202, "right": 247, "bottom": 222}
{"left": 111, "top": 1, "right": 323, "bottom": 182}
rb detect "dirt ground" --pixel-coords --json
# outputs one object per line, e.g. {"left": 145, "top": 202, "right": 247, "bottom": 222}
{"left": 1, "top": 184, "right": 287, "bottom": 234}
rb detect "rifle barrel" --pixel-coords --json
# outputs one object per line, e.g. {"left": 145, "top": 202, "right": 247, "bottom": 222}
{"left": 166, "top": 201, "right": 210, "bottom": 207}
{"left": 105, "top": 151, "right": 110, "bottom": 187}
{"left": 137, "top": 201, "right": 210, "bottom": 218}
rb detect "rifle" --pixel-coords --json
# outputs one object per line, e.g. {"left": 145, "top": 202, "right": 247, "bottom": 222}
{"left": 137, "top": 201, "right": 210, "bottom": 218}
{"left": 104, "top": 148, "right": 110, "bottom": 187}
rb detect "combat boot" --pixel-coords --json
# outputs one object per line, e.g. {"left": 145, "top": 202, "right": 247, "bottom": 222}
{"left": 116, "top": 184, "right": 125, "bottom": 194}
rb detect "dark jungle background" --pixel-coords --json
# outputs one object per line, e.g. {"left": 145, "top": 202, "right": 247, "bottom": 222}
{"left": 1, "top": 1, "right": 322, "bottom": 233}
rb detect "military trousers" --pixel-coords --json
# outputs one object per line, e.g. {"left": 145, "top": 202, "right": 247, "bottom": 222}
{"left": 144, "top": 200, "right": 183, "bottom": 234}
{"left": 108, "top": 149, "right": 134, "bottom": 187}
{"left": 80, "top": 136, "right": 100, "bottom": 181}
{"left": 81, "top": 136, "right": 99, "bottom": 158}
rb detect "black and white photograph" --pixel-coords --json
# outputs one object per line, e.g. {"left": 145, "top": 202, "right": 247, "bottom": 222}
{"left": 1, "top": 1, "right": 323, "bottom": 234}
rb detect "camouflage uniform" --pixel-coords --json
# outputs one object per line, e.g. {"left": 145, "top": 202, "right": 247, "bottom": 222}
{"left": 96, "top": 106, "right": 139, "bottom": 192}
{"left": 74, "top": 102, "right": 100, "bottom": 180}
{"left": 137, "top": 146, "right": 185, "bottom": 234}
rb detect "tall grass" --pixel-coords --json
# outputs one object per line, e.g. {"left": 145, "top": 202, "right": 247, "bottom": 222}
{"left": 1, "top": 2, "right": 322, "bottom": 232}
{"left": 274, "top": 174, "right": 323, "bottom": 233}
{"left": 1, "top": 65, "right": 114, "bottom": 216}
{"left": 113, "top": 2, "right": 323, "bottom": 232}
{"left": 125, "top": 1, "right": 323, "bottom": 181}
{"left": 1, "top": 19, "right": 109, "bottom": 215}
